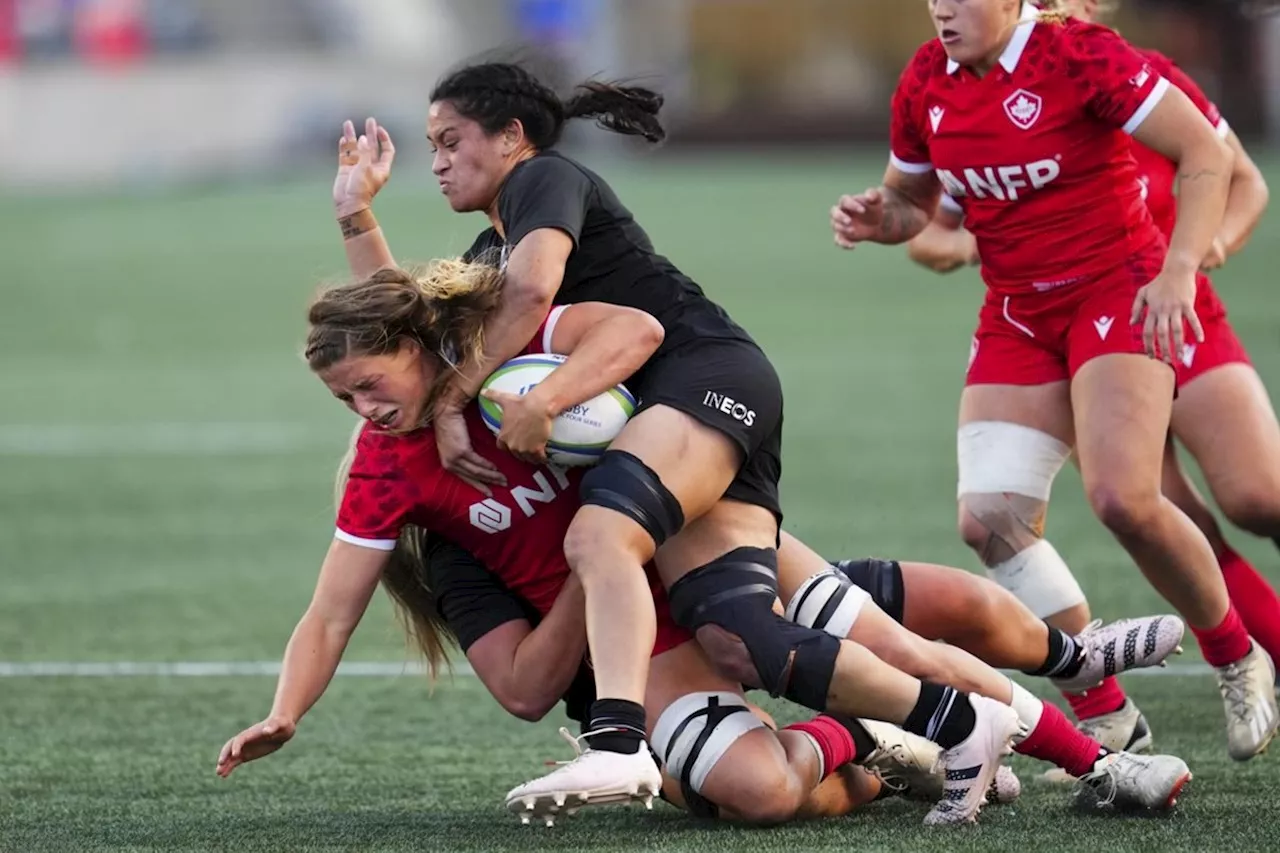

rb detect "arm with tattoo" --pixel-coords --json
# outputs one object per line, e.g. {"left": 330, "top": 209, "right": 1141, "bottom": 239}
{"left": 337, "top": 209, "right": 396, "bottom": 280}
{"left": 1132, "top": 86, "right": 1232, "bottom": 276}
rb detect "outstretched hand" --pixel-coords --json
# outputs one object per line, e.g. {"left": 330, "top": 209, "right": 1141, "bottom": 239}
{"left": 334, "top": 117, "right": 396, "bottom": 218}
{"left": 215, "top": 715, "right": 297, "bottom": 778}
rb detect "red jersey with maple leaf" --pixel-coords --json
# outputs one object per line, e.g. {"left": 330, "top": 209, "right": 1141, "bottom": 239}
{"left": 891, "top": 13, "right": 1170, "bottom": 296}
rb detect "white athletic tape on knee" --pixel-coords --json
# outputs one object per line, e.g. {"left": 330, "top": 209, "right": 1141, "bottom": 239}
{"left": 985, "top": 540, "right": 1086, "bottom": 620}
{"left": 650, "top": 691, "right": 766, "bottom": 794}
{"left": 1008, "top": 679, "right": 1044, "bottom": 742}
{"left": 957, "top": 421, "right": 1072, "bottom": 501}
{"left": 784, "top": 569, "right": 871, "bottom": 639}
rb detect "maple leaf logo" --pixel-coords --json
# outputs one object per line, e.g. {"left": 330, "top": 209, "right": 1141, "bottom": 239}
{"left": 1002, "top": 89, "right": 1043, "bottom": 130}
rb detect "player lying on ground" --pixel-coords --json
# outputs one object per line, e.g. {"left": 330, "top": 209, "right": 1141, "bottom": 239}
{"left": 331, "top": 113, "right": 1024, "bottom": 825}
{"left": 216, "top": 278, "right": 1190, "bottom": 824}
{"left": 830, "top": 0, "right": 1278, "bottom": 761}
{"left": 333, "top": 60, "right": 809, "bottom": 812}
{"left": 904, "top": 0, "right": 1280, "bottom": 759}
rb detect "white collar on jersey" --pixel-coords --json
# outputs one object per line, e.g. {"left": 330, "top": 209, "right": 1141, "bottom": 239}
{"left": 946, "top": 2, "right": 1039, "bottom": 75}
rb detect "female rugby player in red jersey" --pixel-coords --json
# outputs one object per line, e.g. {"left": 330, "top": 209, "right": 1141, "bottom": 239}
{"left": 906, "top": 0, "right": 1280, "bottom": 760}
{"left": 214, "top": 269, "right": 1022, "bottom": 826}
{"left": 216, "top": 263, "right": 1189, "bottom": 824}
{"left": 831, "top": 0, "right": 1277, "bottom": 762}
{"left": 904, "top": 0, "right": 1280, "bottom": 758}
{"left": 331, "top": 62, "right": 837, "bottom": 811}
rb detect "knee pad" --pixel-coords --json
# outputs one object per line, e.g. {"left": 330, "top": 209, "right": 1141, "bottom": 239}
{"left": 651, "top": 691, "right": 766, "bottom": 819}
{"left": 957, "top": 421, "right": 1071, "bottom": 501}
{"left": 579, "top": 450, "right": 684, "bottom": 547}
{"left": 784, "top": 567, "right": 872, "bottom": 638}
{"left": 985, "top": 539, "right": 1086, "bottom": 620}
{"left": 668, "top": 547, "right": 842, "bottom": 710}
{"left": 832, "top": 558, "right": 905, "bottom": 625}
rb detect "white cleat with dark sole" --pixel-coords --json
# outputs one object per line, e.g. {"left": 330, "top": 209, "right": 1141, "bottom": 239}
{"left": 1216, "top": 643, "right": 1279, "bottom": 762}
{"left": 1076, "top": 752, "right": 1191, "bottom": 812}
{"left": 504, "top": 727, "right": 662, "bottom": 824}
{"left": 923, "top": 695, "right": 1024, "bottom": 826}
{"left": 1052, "top": 616, "right": 1185, "bottom": 694}
{"left": 1039, "top": 698, "right": 1153, "bottom": 785}
{"left": 857, "top": 719, "right": 1020, "bottom": 806}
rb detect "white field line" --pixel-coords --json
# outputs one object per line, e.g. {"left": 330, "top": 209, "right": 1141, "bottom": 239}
{"left": 0, "top": 661, "right": 1211, "bottom": 678}
{"left": 0, "top": 423, "right": 339, "bottom": 456}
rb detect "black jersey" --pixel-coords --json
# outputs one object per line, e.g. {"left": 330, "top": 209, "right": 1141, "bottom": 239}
{"left": 423, "top": 535, "right": 595, "bottom": 725}
{"left": 463, "top": 151, "right": 754, "bottom": 353}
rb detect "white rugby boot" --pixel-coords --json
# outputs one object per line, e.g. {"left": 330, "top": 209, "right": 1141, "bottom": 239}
{"left": 504, "top": 727, "right": 662, "bottom": 826}
{"left": 858, "top": 719, "right": 1020, "bottom": 806}
{"left": 858, "top": 719, "right": 943, "bottom": 800}
{"left": 1080, "top": 697, "right": 1154, "bottom": 753}
{"left": 1077, "top": 751, "right": 1191, "bottom": 812}
{"left": 1039, "top": 698, "right": 1153, "bottom": 784}
{"left": 988, "top": 765, "right": 1022, "bottom": 805}
{"left": 1215, "top": 643, "right": 1279, "bottom": 761}
{"left": 1052, "top": 616, "right": 1185, "bottom": 694}
{"left": 922, "top": 695, "right": 1023, "bottom": 826}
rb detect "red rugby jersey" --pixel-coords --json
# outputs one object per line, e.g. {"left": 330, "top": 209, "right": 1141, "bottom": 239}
{"left": 892, "top": 8, "right": 1171, "bottom": 295}
{"left": 336, "top": 413, "right": 581, "bottom": 617}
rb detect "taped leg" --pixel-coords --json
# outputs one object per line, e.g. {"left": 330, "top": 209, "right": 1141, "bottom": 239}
{"left": 666, "top": 546, "right": 842, "bottom": 711}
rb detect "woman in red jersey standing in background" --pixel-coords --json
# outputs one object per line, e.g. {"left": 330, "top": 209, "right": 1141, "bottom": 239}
{"left": 903, "top": 0, "right": 1280, "bottom": 762}
{"left": 830, "top": 0, "right": 1278, "bottom": 761}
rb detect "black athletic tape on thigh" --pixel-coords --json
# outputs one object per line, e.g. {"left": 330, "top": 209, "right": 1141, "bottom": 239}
{"left": 579, "top": 450, "right": 685, "bottom": 546}
{"left": 667, "top": 549, "right": 779, "bottom": 627}
{"left": 833, "top": 558, "right": 905, "bottom": 625}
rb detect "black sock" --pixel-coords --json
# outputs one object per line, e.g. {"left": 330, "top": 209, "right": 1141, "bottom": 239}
{"left": 585, "top": 699, "right": 647, "bottom": 755}
{"left": 827, "top": 713, "right": 879, "bottom": 762}
{"left": 1025, "top": 624, "right": 1085, "bottom": 678}
{"left": 903, "top": 682, "right": 977, "bottom": 750}
{"left": 1273, "top": 537, "right": 1280, "bottom": 555}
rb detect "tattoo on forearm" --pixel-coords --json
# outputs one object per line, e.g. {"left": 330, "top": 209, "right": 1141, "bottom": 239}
{"left": 1178, "top": 169, "right": 1222, "bottom": 183}
{"left": 875, "top": 189, "right": 928, "bottom": 243}
{"left": 339, "top": 209, "right": 377, "bottom": 239}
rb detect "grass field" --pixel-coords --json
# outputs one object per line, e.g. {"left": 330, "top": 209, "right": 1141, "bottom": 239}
{"left": 3, "top": 153, "right": 1280, "bottom": 852}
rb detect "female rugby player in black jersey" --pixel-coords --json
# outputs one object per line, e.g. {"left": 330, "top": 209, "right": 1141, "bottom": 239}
{"left": 328, "top": 63, "right": 1021, "bottom": 814}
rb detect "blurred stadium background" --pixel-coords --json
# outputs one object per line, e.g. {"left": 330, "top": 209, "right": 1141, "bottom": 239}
{"left": 3, "top": 1, "right": 1280, "bottom": 850}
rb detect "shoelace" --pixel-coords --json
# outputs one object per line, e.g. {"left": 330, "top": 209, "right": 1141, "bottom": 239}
{"left": 1218, "top": 663, "right": 1254, "bottom": 724}
{"left": 544, "top": 726, "right": 626, "bottom": 768}
{"left": 866, "top": 743, "right": 912, "bottom": 793}
{"left": 1080, "top": 756, "right": 1124, "bottom": 807}
{"left": 1075, "top": 618, "right": 1106, "bottom": 657}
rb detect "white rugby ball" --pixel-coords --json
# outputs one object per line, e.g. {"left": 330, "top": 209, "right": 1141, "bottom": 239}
{"left": 478, "top": 354, "right": 636, "bottom": 467}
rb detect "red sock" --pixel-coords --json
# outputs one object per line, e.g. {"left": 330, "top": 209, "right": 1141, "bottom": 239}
{"left": 1219, "top": 546, "right": 1280, "bottom": 663}
{"left": 1014, "top": 701, "right": 1103, "bottom": 778}
{"left": 1063, "top": 676, "right": 1127, "bottom": 722}
{"left": 1192, "top": 605, "right": 1253, "bottom": 667}
{"left": 783, "top": 716, "right": 857, "bottom": 779}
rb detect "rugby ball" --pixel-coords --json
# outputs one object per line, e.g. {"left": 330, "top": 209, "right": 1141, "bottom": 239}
{"left": 478, "top": 354, "right": 636, "bottom": 467}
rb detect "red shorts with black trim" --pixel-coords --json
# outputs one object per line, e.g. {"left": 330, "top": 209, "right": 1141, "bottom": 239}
{"left": 966, "top": 255, "right": 1249, "bottom": 388}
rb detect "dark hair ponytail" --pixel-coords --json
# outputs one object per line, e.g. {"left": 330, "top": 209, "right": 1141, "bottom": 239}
{"left": 564, "top": 81, "right": 665, "bottom": 144}
{"left": 430, "top": 62, "right": 665, "bottom": 149}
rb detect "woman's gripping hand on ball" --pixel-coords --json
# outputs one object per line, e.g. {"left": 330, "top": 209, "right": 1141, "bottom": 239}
{"left": 216, "top": 715, "right": 297, "bottom": 777}
{"left": 483, "top": 387, "right": 554, "bottom": 465}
